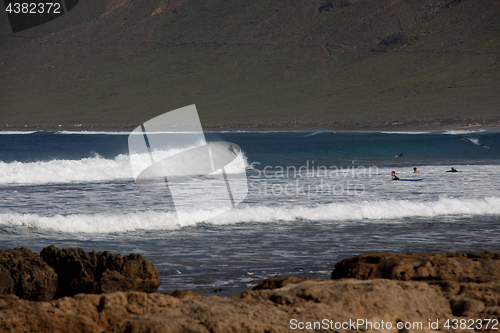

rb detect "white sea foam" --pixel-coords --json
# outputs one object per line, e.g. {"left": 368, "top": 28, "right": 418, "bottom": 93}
{"left": 1, "top": 197, "right": 499, "bottom": 233}
{"left": 0, "top": 131, "right": 38, "bottom": 134}
{"left": 0, "top": 144, "right": 249, "bottom": 185}
{"left": 56, "top": 130, "right": 252, "bottom": 134}
{"left": 0, "top": 154, "right": 135, "bottom": 185}
{"left": 304, "top": 129, "right": 330, "bottom": 137}
{"left": 468, "top": 138, "right": 480, "bottom": 145}
{"left": 205, "top": 130, "right": 248, "bottom": 133}
{"left": 211, "top": 197, "right": 500, "bottom": 223}
{"left": 0, "top": 211, "right": 180, "bottom": 233}
{"left": 55, "top": 131, "right": 131, "bottom": 135}
{"left": 381, "top": 131, "right": 431, "bottom": 134}
{"left": 56, "top": 130, "right": 206, "bottom": 135}
{"left": 442, "top": 129, "right": 486, "bottom": 135}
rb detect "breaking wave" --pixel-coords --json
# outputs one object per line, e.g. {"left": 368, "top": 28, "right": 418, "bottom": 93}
{"left": 1, "top": 197, "right": 499, "bottom": 233}
{"left": 0, "top": 148, "right": 249, "bottom": 185}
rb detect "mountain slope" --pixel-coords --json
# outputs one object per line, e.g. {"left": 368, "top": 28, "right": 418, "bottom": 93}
{"left": 0, "top": 0, "right": 499, "bottom": 129}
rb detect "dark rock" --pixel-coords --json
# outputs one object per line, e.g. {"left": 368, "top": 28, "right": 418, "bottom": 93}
{"left": 331, "top": 252, "right": 500, "bottom": 282}
{"left": 380, "top": 31, "right": 410, "bottom": 46}
{"left": 439, "top": 281, "right": 500, "bottom": 307}
{"left": 371, "top": 31, "right": 422, "bottom": 53}
{"left": 318, "top": 0, "right": 351, "bottom": 13}
{"left": 0, "top": 248, "right": 57, "bottom": 301}
{"left": 40, "top": 245, "right": 160, "bottom": 298}
{"left": 252, "top": 276, "right": 312, "bottom": 290}
{"left": 318, "top": 2, "right": 334, "bottom": 13}
{"left": 165, "top": 289, "right": 199, "bottom": 298}
{"left": 442, "top": 0, "right": 464, "bottom": 9}
{"left": 450, "top": 297, "right": 485, "bottom": 317}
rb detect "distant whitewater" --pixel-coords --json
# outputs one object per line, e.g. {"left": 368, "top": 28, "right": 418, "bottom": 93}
{"left": 0, "top": 154, "right": 133, "bottom": 184}
{"left": 0, "top": 144, "right": 249, "bottom": 185}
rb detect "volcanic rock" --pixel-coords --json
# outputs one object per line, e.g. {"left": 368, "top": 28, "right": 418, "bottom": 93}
{"left": 1, "top": 250, "right": 500, "bottom": 332}
{"left": 0, "top": 279, "right": 453, "bottom": 333}
{"left": 40, "top": 245, "right": 160, "bottom": 298}
{"left": 331, "top": 251, "right": 500, "bottom": 282}
{"left": 0, "top": 248, "right": 57, "bottom": 301}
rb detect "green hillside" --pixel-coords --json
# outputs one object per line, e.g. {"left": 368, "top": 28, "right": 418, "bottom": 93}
{"left": 0, "top": 0, "right": 499, "bottom": 129}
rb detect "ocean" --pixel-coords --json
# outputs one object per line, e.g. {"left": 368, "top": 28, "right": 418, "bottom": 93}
{"left": 1, "top": 129, "right": 499, "bottom": 296}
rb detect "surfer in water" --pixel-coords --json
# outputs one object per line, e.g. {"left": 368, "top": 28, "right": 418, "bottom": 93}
{"left": 391, "top": 171, "right": 400, "bottom": 181}
{"left": 198, "top": 174, "right": 216, "bottom": 180}
{"left": 395, "top": 153, "right": 404, "bottom": 157}
{"left": 413, "top": 167, "right": 420, "bottom": 174}
{"left": 446, "top": 167, "right": 459, "bottom": 172}
{"left": 228, "top": 144, "right": 237, "bottom": 155}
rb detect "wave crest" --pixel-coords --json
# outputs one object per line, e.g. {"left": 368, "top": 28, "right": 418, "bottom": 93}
{"left": 1, "top": 197, "right": 498, "bottom": 233}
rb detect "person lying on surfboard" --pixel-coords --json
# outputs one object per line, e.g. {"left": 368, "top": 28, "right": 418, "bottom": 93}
{"left": 391, "top": 171, "right": 399, "bottom": 180}
{"left": 197, "top": 175, "right": 216, "bottom": 180}
{"left": 446, "top": 167, "right": 459, "bottom": 172}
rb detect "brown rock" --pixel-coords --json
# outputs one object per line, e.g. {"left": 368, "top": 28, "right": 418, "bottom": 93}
{"left": 100, "top": 253, "right": 160, "bottom": 294}
{"left": 252, "top": 276, "right": 314, "bottom": 290}
{"left": 0, "top": 279, "right": 453, "bottom": 333}
{"left": 40, "top": 245, "right": 160, "bottom": 298}
{"left": 1, "top": 250, "right": 499, "bottom": 332}
{"left": 0, "top": 248, "right": 57, "bottom": 301}
{"left": 331, "top": 252, "right": 500, "bottom": 320}
{"left": 165, "top": 289, "right": 199, "bottom": 298}
{"left": 450, "top": 282, "right": 500, "bottom": 307}
{"left": 331, "top": 252, "right": 500, "bottom": 282}
{"left": 449, "top": 297, "right": 485, "bottom": 317}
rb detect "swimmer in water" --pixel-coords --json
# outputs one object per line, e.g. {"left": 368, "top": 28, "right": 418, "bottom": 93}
{"left": 413, "top": 167, "right": 420, "bottom": 174}
{"left": 391, "top": 171, "right": 400, "bottom": 181}
{"left": 198, "top": 174, "right": 215, "bottom": 180}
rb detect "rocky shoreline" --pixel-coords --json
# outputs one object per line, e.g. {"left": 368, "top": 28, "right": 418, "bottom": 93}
{"left": 1, "top": 248, "right": 500, "bottom": 332}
